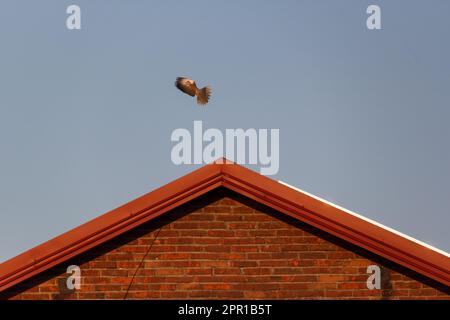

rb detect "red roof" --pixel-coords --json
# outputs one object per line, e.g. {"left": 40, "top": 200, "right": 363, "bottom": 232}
{"left": 0, "top": 158, "right": 449, "bottom": 292}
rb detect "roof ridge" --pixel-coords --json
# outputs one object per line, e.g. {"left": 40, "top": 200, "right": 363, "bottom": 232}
{"left": 278, "top": 180, "right": 450, "bottom": 258}
{"left": 0, "top": 159, "right": 448, "bottom": 292}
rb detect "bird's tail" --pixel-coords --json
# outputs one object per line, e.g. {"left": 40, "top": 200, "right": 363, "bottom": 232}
{"left": 196, "top": 86, "right": 211, "bottom": 105}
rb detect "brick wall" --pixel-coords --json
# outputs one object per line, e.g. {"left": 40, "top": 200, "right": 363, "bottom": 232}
{"left": 1, "top": 188, "right": 449, "bottom": 300}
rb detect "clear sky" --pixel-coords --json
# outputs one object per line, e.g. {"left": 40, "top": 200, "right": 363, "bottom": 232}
{"left": 0, "top": 0, "right": 449, "bottom": 262}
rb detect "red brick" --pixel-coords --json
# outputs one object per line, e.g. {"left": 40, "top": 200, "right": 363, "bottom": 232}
{"left": 318, "top": 275, "right": 347, "bottom": 283}
{"left": 176, "top": 245, "right": 204, "bottom": 252}
{"left": 185, "top": 213, "right": 216, "bottom": 221}
{"left": 204, "top": 206, "right": 232, "bottom": 213}
{"left": 186, "top": 268, "right": 211, "bottom": 275}
{"left": 232, "top": 207, "right": 254, "bottom": 214}
{"left": 192, "top": 238, "right": 223, "bottom": 245}
{"left": 213, "top": 268, "right": 242, "bottom": 275}
{"left": 4, "top": 195, "right": 448, "bottom": 301}
{"left": 203, "top": 283, "right": 232, "bottom": 290}
{"left": 155, "top": 269, "right": 185, "bottom": 276}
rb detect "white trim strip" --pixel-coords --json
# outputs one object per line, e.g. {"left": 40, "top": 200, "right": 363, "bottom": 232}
{"left": 278, "top": 180, "right": 450, "bottom": 258}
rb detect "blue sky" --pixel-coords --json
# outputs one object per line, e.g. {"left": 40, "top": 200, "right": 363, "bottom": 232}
{"left": 0, "top": 0, "right": 449, "bottom": 262}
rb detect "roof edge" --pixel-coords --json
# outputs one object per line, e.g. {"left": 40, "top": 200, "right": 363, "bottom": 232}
{"left": 0, "top": 162, "right": 224, "bottom": 292}
{"left": 0, "top": 158, "right": 449, "bottom": 292}
{"left": 278, "top": 180, "right": 450, "bottom": 258}
{"left": 219, "top": 163, "right": 450, "bottom": 287}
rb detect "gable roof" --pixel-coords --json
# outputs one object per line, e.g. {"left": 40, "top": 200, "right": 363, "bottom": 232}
{"left": 0, "top": 158, "right": 449, "bottom": 292}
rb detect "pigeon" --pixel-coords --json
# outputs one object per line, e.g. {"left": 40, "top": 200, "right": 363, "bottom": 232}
{"left": 175, "top": 77, "right": 211, "bottom": 105}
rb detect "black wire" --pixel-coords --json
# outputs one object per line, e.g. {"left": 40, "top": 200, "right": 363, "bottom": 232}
{"left": 123, "top": 226, "right": 163, "bottom": 299}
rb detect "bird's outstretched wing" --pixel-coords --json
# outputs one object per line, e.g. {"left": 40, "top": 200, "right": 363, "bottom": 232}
{"left": 175, "top": 77, "right": 197, "bottom": 97}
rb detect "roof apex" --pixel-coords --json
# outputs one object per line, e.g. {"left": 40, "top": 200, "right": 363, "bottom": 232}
{"left": 1, "top": 159, "right": 449, "bottom": 292}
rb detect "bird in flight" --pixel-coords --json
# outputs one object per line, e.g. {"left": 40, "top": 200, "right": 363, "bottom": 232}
{"left": 175, "top": 77, "right": 211, "bottom": 106}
